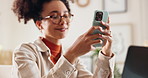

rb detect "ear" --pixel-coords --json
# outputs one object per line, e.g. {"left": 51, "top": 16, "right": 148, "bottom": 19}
{"left": 35, "top": 20, "right": 43, "bottom": 30}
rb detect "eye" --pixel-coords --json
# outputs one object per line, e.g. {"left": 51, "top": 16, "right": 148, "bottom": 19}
{"left": 50, "top": 15, "right": 59, "bottom": 19}
{"left": 63, "top": 14, "right": 70, "bottom": 18}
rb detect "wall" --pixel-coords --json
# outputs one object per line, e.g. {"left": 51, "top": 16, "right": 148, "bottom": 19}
{"left": 0, "top": 0, "right": 40, "bottom": 50}
{"left": 110, "top": 0, "right": 148, "bottom": 45}
{"left": 141, "top": 0, "right": 148, "bottom": 44}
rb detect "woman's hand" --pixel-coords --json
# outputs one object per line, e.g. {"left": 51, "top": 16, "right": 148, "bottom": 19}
{"left": 64, "top": 21, "right": 113, "bottom": 64}
{"left": 66, "top": 26, "right": 102, "bottom": 56}
{"left": 64, "top": 26, "right": 103, "bottom": 63}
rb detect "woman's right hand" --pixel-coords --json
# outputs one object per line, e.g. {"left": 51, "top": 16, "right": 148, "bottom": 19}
{"left": 64, "top": 26, "right": 103, "bottom": 64}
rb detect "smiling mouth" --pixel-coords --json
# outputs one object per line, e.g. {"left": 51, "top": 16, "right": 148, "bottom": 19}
{"left": 55, "top": 28, "right": 68, "bottom": 32}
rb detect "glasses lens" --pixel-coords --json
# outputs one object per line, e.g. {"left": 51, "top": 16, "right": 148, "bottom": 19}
{"left": 55, "top": 14, "right": 73, "bottom": 24}
{"left": 60, "top": 14, "right": 73, "bottom": 24}
{"left": 44, "top": 13, "right": 74, "bottom": 24}
{"left": 50, "top": 15, "right": 60, "bottom": 24}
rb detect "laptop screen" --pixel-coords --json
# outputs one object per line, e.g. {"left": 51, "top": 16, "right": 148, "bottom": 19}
{"left": 122, "top": 46, "right": 148, "bottom": 78}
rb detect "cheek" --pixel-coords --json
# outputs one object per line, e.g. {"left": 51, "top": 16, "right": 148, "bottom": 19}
{"left": 47, "top": 26, "right": 54, "bottom": 33}
{"left": 42, "top": 20, "right": 52, "bottom": 29}
{"left": 41, "top": 21, "right": 53, "bottom": 33}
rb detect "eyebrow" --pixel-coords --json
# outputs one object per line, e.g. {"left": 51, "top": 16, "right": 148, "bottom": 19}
{"left": 48, "top": 10, "right": 69, "bottom": 14}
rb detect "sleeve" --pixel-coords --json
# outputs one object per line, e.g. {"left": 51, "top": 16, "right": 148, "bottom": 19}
{"left": 47, "top": 56, "right": 76, "bottom": 78}
{"left": 13, "top": 44, "right": 77, "bottom": 78}
{"left": 75, "top": 51, "right": 115, "bottom": 78}
{"left": 93, "top": 51, "right": 115, "bottom": 78}
{"left": 74, "top": 58, "right": 93, "bottom": 78}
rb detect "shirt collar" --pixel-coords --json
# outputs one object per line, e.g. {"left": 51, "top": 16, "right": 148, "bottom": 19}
{"left": 33, "top": 37, "right": 65, "bottom": 56}
{"left": 34, "top": 37, "right": 50, "bottom": 52}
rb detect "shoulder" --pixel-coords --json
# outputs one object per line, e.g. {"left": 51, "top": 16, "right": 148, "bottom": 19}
{"left": 13, "top": 42, "right": 38, "bottom": 60}
{"left": 14, "top": 42, "right": 37, "bottom": 52}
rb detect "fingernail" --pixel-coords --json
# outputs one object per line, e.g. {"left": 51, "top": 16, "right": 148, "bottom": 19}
{"left": 98, "top": 34, "right": 102, "bottom": 37}
{"left": 94, "top": 26, "right": 101, "bottom": 29}
{"left": 101, "top": 21, "right": 105, "bottom": 24}
{"left": 94, "top": 26, "right": 99, "bottom": 29}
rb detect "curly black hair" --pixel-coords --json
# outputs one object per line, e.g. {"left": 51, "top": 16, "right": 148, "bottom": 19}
{"left": 12, "top": 0, "right": 71, "bottom": 24}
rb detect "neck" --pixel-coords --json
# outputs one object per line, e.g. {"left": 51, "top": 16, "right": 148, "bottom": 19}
{"left": 43, "top": 36, "right": 61, "bottom": 45}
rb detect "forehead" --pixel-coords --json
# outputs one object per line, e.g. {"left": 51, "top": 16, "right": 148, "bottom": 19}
{"left": 41, "top": 1, "right": 68, "bottom": 16}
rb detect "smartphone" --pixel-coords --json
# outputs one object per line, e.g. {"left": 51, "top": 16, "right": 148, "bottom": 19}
{"left": 92, "top": 10, "right": 109, "bottom": 47}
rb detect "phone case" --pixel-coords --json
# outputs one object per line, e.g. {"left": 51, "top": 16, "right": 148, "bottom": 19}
{"left": 92, "top": 10, "right": 109, "bottom": 47}
{"left": 92, "top": 10, "right": 109, "bottom": 34}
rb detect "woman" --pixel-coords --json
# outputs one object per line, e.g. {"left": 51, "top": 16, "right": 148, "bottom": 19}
{"left": 12, "top": 0, "right": 115, "bottom": 78}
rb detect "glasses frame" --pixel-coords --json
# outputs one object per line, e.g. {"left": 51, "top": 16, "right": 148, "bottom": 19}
{"left": 41, "top": 13, "right": 74, "bottom": 25}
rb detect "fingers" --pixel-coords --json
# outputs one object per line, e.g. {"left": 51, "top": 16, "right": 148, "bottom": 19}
{"left": 103, "top": 30, "right": 112, "bottom": 37}
{"left": 81, "top": 30, "right": 112, "bottom": 50}
{"left": 83, "top": 19, "right": 112, "bottom": 46}
{"left": 93, "top": 25, "right": 112, "bottom": 37}
{"left": 107, "top": 17, "right": 110, "bottom": 24}
{"left": 89, "top": 39, "right": 102, "bottom": 45}
{"left": 101, "top": 35, "right": 112, "bottom": 47}
{"left": 85, "top": 26, "right": 95, "bottom": 35}
{"left": 99, "top": 21, "right": 112, "bottom": 37}
{"left": 88, "top": 31, "right": 112, "bottom": 47}
{"left": 100, "top": 21, "right": 110, "bottom": 30}
{"left": 102, "top": 35, "right": 112, "bottom": 43}
{"left": 81, "top": 33, "right": 102, "bottom": 46}
{"left": 85, "top": 26, "right": 102, "bottom": 35}
{"left": 86, "top": 19, "right": 110, "bottom": 36}
{"left": 88, "top": 34, "right": 112, "bottom": 47}
{"left": 89, "top": 34, "right": 102, "bottom": 40}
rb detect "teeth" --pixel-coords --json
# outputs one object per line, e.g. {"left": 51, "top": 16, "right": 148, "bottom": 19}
{"left": 63, "top": 28, "right": 67, "bottom": 30}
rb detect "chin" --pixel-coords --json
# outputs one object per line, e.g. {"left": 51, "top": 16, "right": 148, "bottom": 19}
{"left": 55, "top": 35, "right": 66, "bottom": 39}
{"left": 58, "top": 36, "right": 66, "bottom": 39}
{"left": 58, "top": 33, "right": 68, "bottom": 39}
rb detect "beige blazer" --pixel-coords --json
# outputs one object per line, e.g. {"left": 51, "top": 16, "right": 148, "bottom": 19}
{"left": 13, "top": 37, "right": 115, "bottom": 78}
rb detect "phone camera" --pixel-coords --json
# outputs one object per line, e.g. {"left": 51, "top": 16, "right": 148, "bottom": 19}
{"left": 95, "top": 12, "right": 103, "bottom": 21}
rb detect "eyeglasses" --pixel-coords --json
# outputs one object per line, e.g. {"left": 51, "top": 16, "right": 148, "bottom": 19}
{"left": 41, "top": 13, "right": 74, "bottom": 25}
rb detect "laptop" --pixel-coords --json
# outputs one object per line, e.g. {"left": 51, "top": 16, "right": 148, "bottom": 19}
{"left": 122, "top": 46, "right": 148, "bottom": 78}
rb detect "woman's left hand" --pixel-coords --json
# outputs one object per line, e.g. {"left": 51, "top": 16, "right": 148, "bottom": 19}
{"left": 100, "top": 21, "right": 113, "bottom": 57}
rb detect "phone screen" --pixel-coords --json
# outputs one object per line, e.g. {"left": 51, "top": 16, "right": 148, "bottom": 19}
{"left": 95, "top": 12, "right": 103, "bottom": 21}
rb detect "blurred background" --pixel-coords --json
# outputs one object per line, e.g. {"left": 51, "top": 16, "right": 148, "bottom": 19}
{"left": 0, "top": 0, "right": 148, "bottom": 78}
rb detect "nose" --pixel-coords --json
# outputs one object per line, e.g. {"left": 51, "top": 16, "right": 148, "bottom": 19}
{"left": 59, "top": 18, "right": 67, "bottom": 25}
